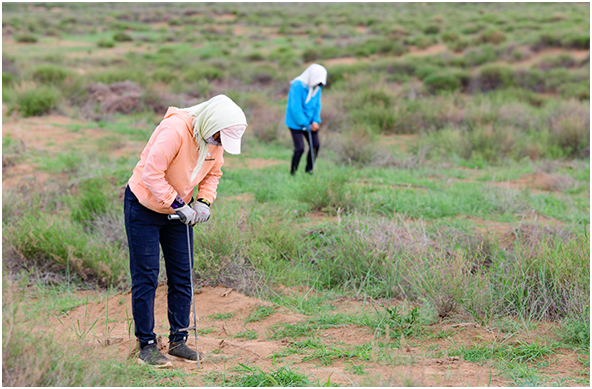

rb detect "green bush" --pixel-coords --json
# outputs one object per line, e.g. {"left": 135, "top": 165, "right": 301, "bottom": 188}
{"left": 296, "top": 167, "right": 355, "bottom": 214}
{"left": 441, "top": 32, "right": 459, "bottom": 43}
{"left": 15, "top": 33, "right": 38, "bottom": 43}
{"left": 113, "top": 31, "right": 133, "bottom": 42}
{"left": 459, "top": 44, "right": 499, "bottom": 66}
{"left": 3, "top": 72, "right": 16, "bottom": 88}
{"left": 151, "top": 68, "right": 176, "bottom": 84}
{"left": 537, "top": 54, "right": 577, "bottom": 70}
{"left": 560, "top": 314, "right": 590, "bottom": 350}
{"left": 350, "top": 105, "right": 397, "bottom": 133}
{"left": 15, "top": 86, "right": 61, "bottom": 117}
{"left": 71, "top": 177, "right": 113, "bottom": 224}
{"left": 97, "top": 39, "right": 115, "bottom": 48}
{"left": 479, "top": 29, "right": 506, "bottom": 45}
{"left": 536, "top": 32, "right": 563, "bottom": 48}
{"left": 447, "top": 38, "right": 470, "bottom": 53}
{"left": 558, "top": 82, "right": 590, "bottom": 101}
{"left": 424, "top": 69, "right": 469, "bottom": 93}
{"left": 183, "top": 65, "right": 224, "bottom": 82}
{"left": 30, "top": 65, "right": 70, "bottom": 85}
{"left": 245, "top": 51, "right": 265, "bottom": 61}
{"left": 302, "top": 47, "right": 322, "bottom": 62}
{"left": 562, "top": 32, "right": 590, "bottom": 50}
{"left": 475, "top": 65, "right": 515, "bottom": 92}
{"left": 461, "top": 23, "right": 485, "bottom": 34}
{"left": 423, "top": 25, "right": 440, "bottom": 35}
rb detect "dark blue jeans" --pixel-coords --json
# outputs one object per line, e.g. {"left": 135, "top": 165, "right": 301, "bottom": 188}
{"left": 290, "top": 128, "right": 319, "bottom": 174}
{"left": 124, "top": 186, "right": 193, "bottom": 348}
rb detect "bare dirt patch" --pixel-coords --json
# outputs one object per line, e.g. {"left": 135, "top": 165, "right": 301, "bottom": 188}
{"left": 213, "top": 13, "right": 237, "bottom": 22}
{"left": 408, "top": 44, "right": 449, "bottom": 57}
{"left": 324, "top": 57, "right": 362, "bottom": 66}
{"left": 44, "top": 285, "right": 535, "bottom": 386}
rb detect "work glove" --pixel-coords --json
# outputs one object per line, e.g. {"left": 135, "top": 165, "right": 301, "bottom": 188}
{"left": 175, "top": 204, "right": 197, "bottom": 226}
{"left": 192, "top": 198, "right": 211, "bottom": 224}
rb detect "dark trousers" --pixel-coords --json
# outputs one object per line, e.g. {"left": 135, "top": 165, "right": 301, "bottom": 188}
{"left": 290, "top": 128, "right": 319, "bottom": 174}
{"left": 124, "top": 186, "right": 193, "bottom": 348}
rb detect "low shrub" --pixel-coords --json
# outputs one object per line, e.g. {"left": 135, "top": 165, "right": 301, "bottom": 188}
{"left": 151, "top": 68, "right": 176, "bottom": 84}
{"left": 473, "top": 65, "right": 515, "bottom": 92}
{"left": 558, "top": 82, "right": 590, "bottom": 101}
{"left": 30, "top": 65, "right": 70, "bottom": 85}
{"left": 71, "top": 177, "right": 114, "bottom": 224}
{"left": 15, "top": 33, "right": 38, "bottom": 43}
{"left": 423, "top": 25, "right": 440, "bottom": 35}
{"left": 97, "top": 39, "right": 115, "bottom": 48}
{"left": 3, "top": 72, "right": 16, "bottom": 88}
{"left": 296, "top": 167, "right": 355, "bottom": 214}
{"left": 479, "top": 29, "right": 506, "bottom": 45}
{"left": 113, "top": 31, "right": 133, "bottom": 42}
{"left": 245, "top": 51, "right": 265, "bottom": 61}
{"left": 183, "top": 65, "right": 224, "bottom": 82}
{"left": 441, "top": 32, "right": 460, "bottom": 43}
{"left": 458, "top": 44, "right": 499, "bottom": 67}
{"left": 424, "top": 69, "right": 469, "bottom": 93}
{"left": 330, "top": 126, "right": 377, "bottom": 166}
{"left": 15, "top": 86, "right": 61, "bottom": 117}
{"left": 537, "top": 54, "right": 577, "bottom": 70}
{"left": 562, "top": 32, "right": 590, "bottom": 50}
{"left": 447, "top": 38, "right": 470, "bottom": 53}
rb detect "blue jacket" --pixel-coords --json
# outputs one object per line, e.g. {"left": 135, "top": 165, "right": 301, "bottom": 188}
{"left": 285, "top": 80, "right": 322, "bottom": 130}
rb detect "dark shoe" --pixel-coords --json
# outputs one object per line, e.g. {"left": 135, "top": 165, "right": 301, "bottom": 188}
{"left": 138, "top": 343, "right": 171, "bottom": 367}
{"left": 168, "top": 340, "right": 201, "bottom": 361}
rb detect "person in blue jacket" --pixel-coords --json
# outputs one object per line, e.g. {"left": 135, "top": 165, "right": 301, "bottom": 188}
{"left": 285, "top": 63, "right": 327, "bottom": 174}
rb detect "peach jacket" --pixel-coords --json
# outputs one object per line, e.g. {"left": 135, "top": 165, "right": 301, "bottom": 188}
{"left": 128, "top": 107, "right": 223, "bottom": 214}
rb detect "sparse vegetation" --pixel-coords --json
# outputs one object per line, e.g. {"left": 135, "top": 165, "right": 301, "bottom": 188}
{"left": 2, "top": 2, "right": 589, "bottom": 387}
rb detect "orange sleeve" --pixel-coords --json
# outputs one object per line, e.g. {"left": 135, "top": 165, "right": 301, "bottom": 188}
{"left": 196, "top": 152, "right": 224, "bottom": 204}
{"left": 141, "top": 123, "right": 182, "bottom": 208}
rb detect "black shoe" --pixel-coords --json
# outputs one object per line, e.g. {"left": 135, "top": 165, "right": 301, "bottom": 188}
{"left": 168, "top": 340, "right": 202, "bottom": 361}
{"left": 138, "top": 343, "right": 171, "bottom": 366}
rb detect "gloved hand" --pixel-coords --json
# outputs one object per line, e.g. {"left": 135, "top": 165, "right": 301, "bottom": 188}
{"left": 175, "top": 204, "right": 197, "bottom": 225}
{"left": 192, "top": 199, "right": 211, "bottom": 223}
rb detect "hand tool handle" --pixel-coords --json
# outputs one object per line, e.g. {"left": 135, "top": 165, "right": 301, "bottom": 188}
{"left": 168, "top": 214, "right": 181, "bottom": 220}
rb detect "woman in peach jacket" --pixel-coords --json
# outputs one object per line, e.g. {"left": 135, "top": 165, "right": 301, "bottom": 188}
{"left": 124, "top": 95, "right": 247, "bottom": 366}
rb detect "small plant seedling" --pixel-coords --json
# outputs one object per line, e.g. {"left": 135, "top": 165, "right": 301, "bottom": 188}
{"left": 245, "top": 305, "right": 275, "bottom": 323}
{"left": 208, "top": 312, "right": 234, "bottom": 321}
{"left": 234, "top": 330, "right": 258, "bottom": 340}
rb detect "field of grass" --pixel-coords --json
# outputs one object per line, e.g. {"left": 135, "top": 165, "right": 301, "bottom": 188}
{"left": 2, "top": 2, "right": 589, "bottom": 386}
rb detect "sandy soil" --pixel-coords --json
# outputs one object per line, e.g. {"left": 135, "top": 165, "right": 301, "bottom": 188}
{"left": 47, "top": 285, "right": 505, "bottom": 386}
{"left": 46, "top": 285, "right": 588, "bottom": 386}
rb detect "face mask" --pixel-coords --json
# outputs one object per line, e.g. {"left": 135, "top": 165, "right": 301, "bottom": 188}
{"left": 205, "top": 136, "right": 222, "bottom": 146}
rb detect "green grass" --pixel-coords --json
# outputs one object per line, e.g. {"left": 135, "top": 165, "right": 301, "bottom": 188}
{"left": 2, "top": 2, "right": 590, "bottom": 386}
{"left": 245, "top": 305, "right": 275, "bottom": 324}
{"left": 229, "top": 364, "right": 313, "bottom": 387}
{"left": 208, "top": 312, "right": 235, "bottom": 321}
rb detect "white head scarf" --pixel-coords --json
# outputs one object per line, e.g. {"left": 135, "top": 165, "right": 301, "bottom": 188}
{"left": 292, "top": 63, "right": 327, "bottom": 104}
{"left": 179, "top": 95, "right": 247, "bottom": 181}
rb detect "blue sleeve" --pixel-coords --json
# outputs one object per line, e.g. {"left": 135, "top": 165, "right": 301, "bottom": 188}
{"left": 287, "top": 82, "right": 309, "bottom": 129}
{"left": 313, "top": 90, "right": 322, "bottom": 124}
